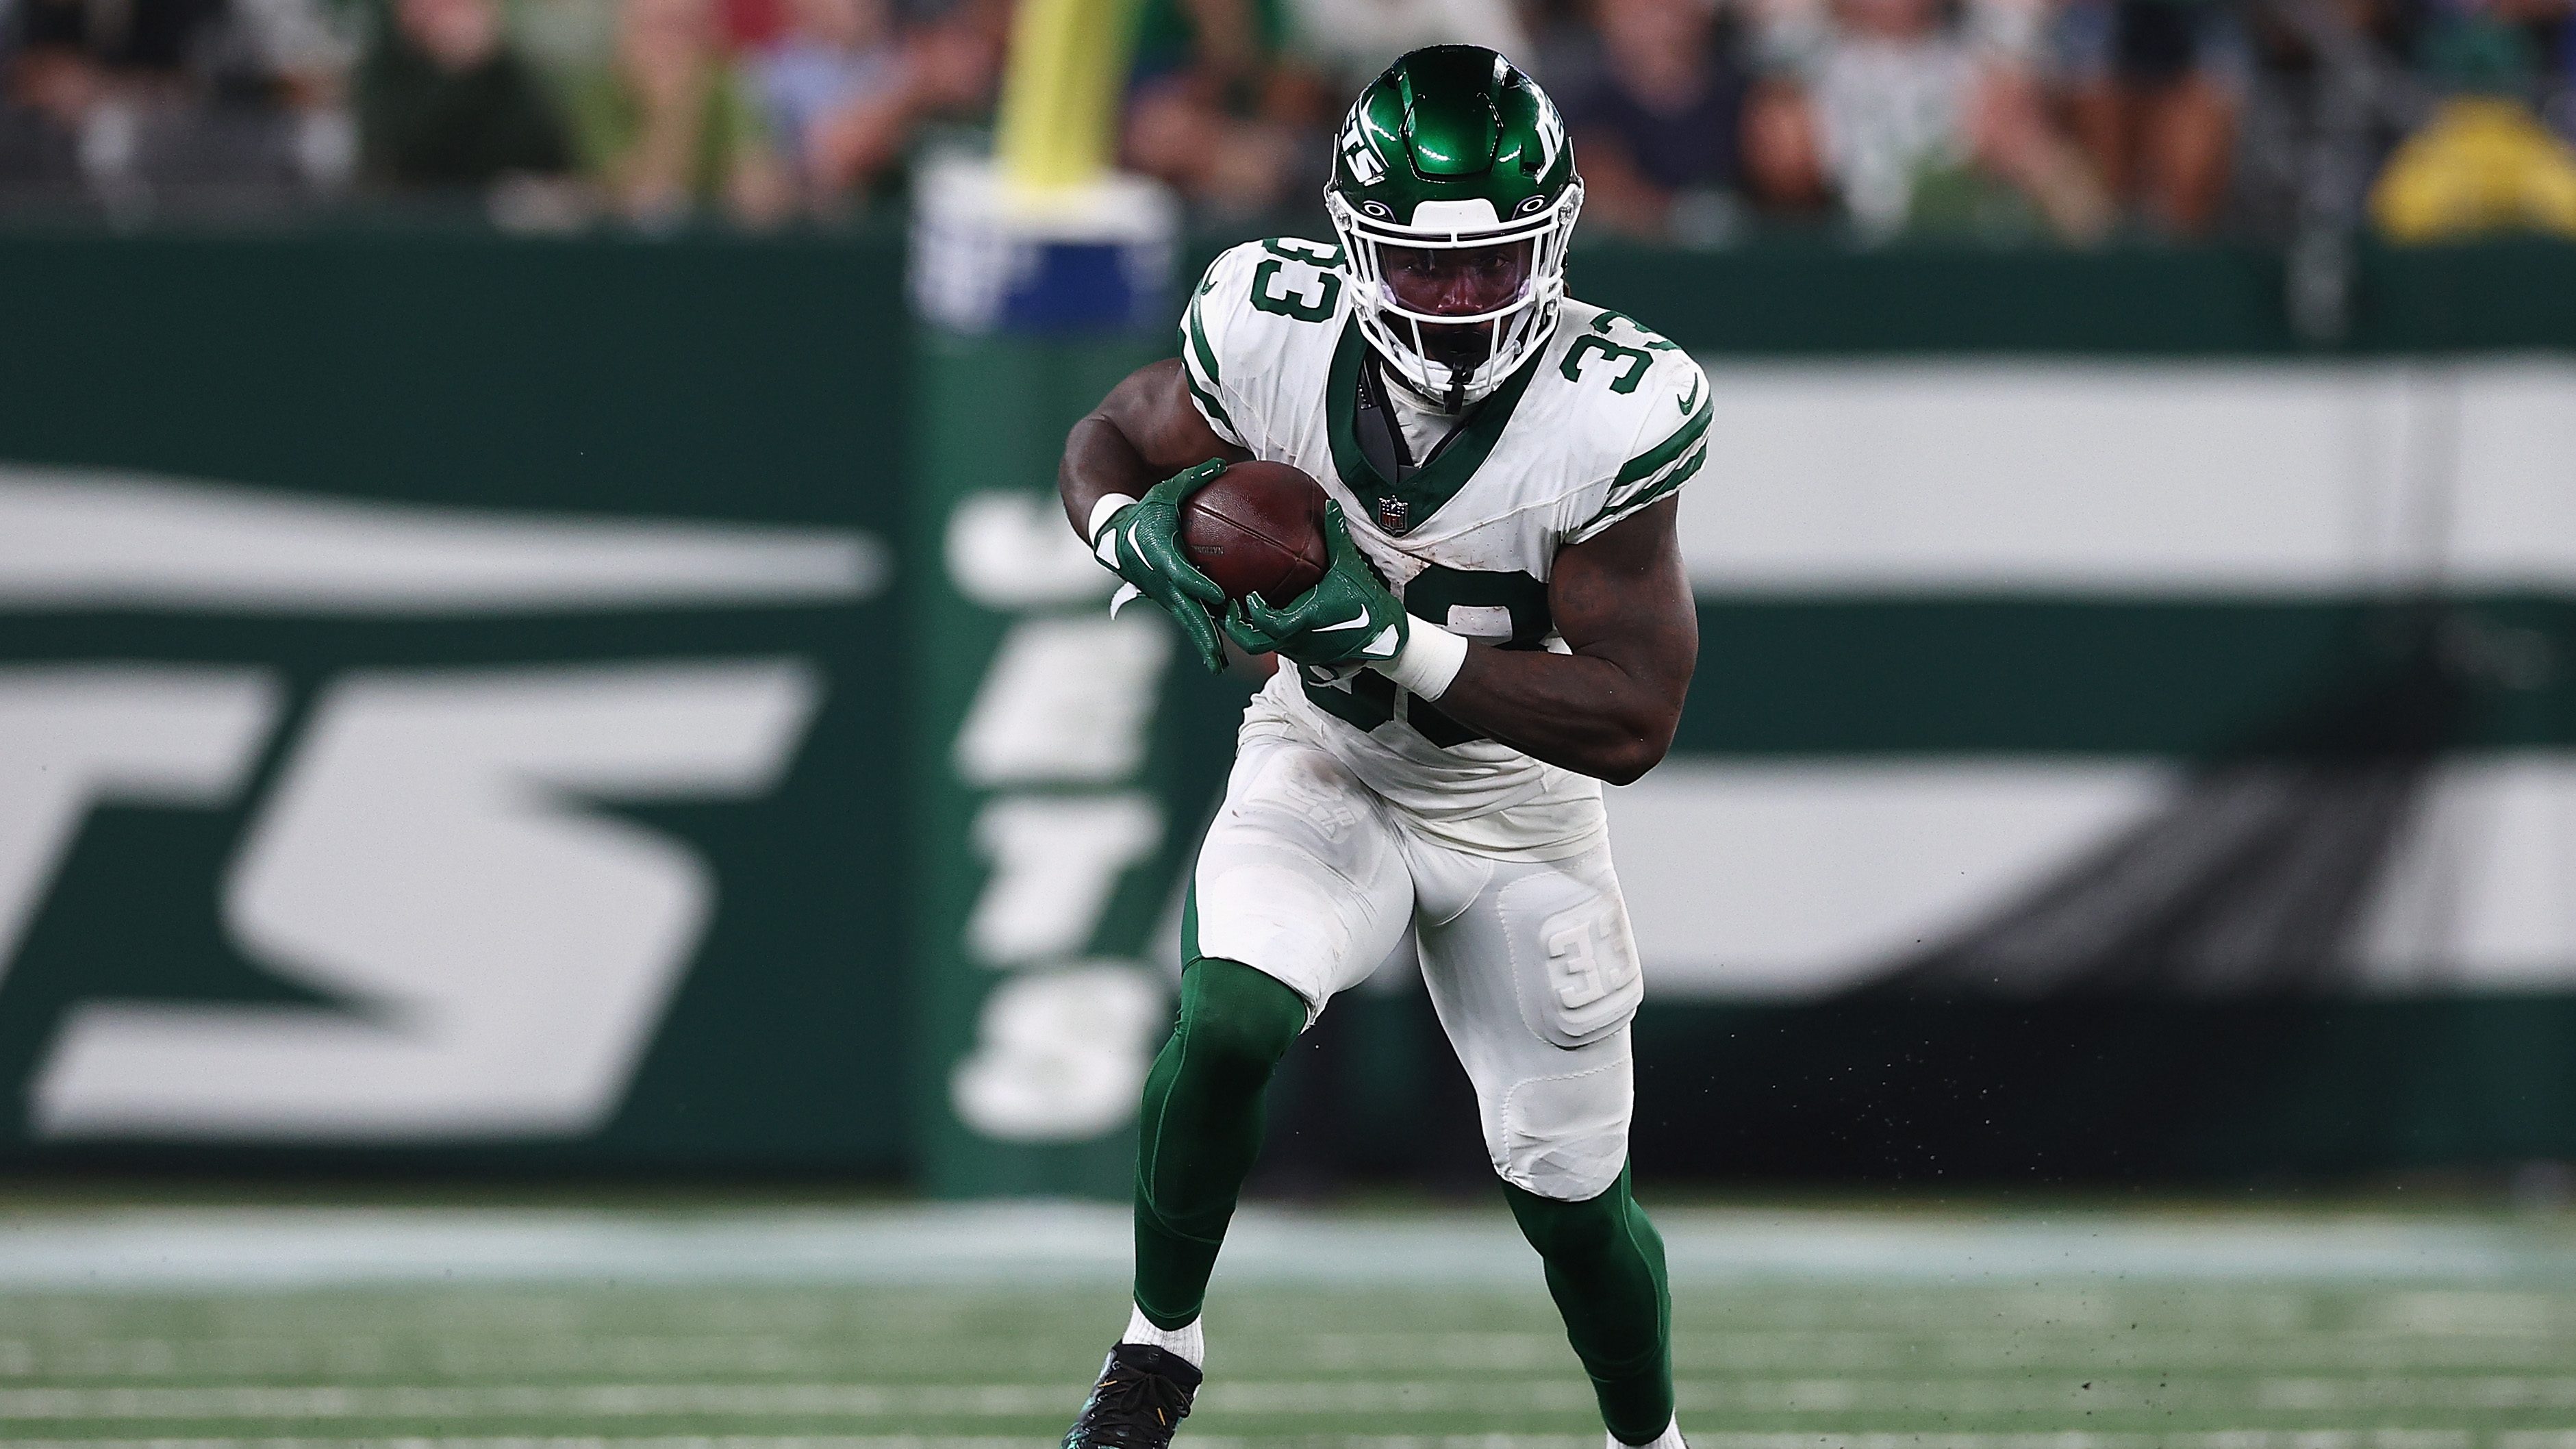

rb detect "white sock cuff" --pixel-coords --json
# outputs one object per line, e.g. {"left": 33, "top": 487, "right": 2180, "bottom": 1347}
{"left": 1376, "top": 617, "right": 1468, "bottom": 701}
{"left": 1121, "top": 1303, "right": 1203, "bottom": 1369}
{"left": 1607, "top": 1413, "right": 1689, "bottom": 1444}
{"left": 1087, "top": 492, "right": 1140, "bottom": 544}
{"left": 1609, "top": 1415, "right": 1685, "bottom": 1449}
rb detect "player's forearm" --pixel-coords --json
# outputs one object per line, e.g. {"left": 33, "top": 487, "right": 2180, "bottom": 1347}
{"left": 1059, "top": 359, "right": 1250, "bottom": 539}
{"left": 1059, "top": 414, "right": 1162, "bottom": 539}
{"left": 1422, "top": 646, "right": 1683, "bottom": 787}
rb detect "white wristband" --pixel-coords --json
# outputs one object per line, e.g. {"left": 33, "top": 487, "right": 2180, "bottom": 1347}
{"left": 1087, "top": 492, "right": 1140, "bottom": 544}
{"left": 1376, "top": 618, "right": 1469, "bottom": 701}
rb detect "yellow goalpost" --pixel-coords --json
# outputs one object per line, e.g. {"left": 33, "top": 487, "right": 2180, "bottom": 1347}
{"left": 992, "top": 0, "right": 1141, "bottom": 192}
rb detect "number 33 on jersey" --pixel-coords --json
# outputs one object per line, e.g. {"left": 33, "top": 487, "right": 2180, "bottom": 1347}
{"left": 1178, "top": 236, "right": 1710, "bottom": 754}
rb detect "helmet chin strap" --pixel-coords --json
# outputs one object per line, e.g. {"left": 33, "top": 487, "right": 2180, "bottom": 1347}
{"left": 1374, "top": 344, "right": 1469, "bottom": 416}
{"left": 1388, "top": 310, "right": 1521, "bottom": 415}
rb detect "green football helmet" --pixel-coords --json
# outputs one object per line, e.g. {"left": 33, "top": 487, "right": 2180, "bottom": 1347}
{"left": 1326, "top": 46, "right": 1582, "bottom": 412}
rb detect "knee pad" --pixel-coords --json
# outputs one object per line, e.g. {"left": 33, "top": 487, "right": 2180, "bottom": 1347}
{"left": 1492, "top": 1049, "right": 1633, "bottom": 1202}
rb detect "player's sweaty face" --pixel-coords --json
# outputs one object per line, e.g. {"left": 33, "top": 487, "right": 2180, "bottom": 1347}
{"left": 1379, "top": 241, "right": 1535, "bottom": 318}
{"left": 1380, "top": 241, "right": 1534, "bottom": 381}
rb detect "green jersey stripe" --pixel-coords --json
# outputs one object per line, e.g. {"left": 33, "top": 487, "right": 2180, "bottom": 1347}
{"left": 1630, "top": 444, "right": 1704, "bottom": 505}
{"left": 1576, "top": 446, "right": 1704, "bottom": 540}
{"left": 1185, "top": 293, "right": 1224, "bottom": 390}
{"left": 1605, "top": 434, "right": 1706, "bottom": 511}
{"left": 1613, "top": 392, "right": 1712, "bottom": 488}
{"left": 1181, "top": 361, "right": 1237, "bottom": 437}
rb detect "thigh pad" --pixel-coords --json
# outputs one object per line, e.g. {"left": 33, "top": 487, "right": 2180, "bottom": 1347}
{"left": 1495, "top": 848, "right": 1645, "bottom": 1050}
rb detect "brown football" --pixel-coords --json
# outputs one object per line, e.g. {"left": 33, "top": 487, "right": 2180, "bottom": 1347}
{"left": 1180, "top": 459, "right": 1330, "bottom": 606}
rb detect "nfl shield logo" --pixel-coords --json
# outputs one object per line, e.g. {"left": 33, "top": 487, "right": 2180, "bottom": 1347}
{"left": 1377, "top": 496, "right": 1409, "bottom": 533}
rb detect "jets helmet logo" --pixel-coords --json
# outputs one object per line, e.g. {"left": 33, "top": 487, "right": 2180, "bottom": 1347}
{"left": 1532, "top": 103, "right": 1565, "bottom": 175}
{"left": 1339, "top": 118, "right": 1387, "bottom": 187}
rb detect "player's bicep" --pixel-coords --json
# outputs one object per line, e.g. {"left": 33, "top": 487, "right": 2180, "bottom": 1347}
{"left": 1548, "top": 494, "right": 1697, "bottom": 703}
{"left": 1098, "top": 358, "right": 1254, "bottom": 477}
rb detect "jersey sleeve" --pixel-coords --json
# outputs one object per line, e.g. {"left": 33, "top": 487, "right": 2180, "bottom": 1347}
{"left": 1567, "top": 349, "right": 1711, "bottom": 544}
{"left": 1175, "top": 243, "right": 1264, "bottom": 451}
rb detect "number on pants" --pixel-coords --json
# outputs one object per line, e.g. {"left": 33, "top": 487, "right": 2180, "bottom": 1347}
{"left": 1540, "top": 897, "right": 1639, "bottom": 1042}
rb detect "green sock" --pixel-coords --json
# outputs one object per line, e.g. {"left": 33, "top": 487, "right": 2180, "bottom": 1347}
{"left": 1131, "top": 957, "right": 1308, "bottom": 1330}
{"left": 1502, "top": 1165, "right": 1674, "bottom": 1444}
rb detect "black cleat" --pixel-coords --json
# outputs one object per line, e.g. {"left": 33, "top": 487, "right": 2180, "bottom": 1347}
{"left": 1061, "top": 1341, "right": 1203, "bottom": 1449}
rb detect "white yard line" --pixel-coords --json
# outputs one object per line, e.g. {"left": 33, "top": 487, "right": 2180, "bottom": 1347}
{"left": 1, "top": 1330, "right": 2570, "bottom": 1381}
{"left": 0, "top": 1206, "right": 2568, "bottom": 1290}
{"left": 0, "top": 1376, "right": 2555, "bottom": 1420}
{"left": 2262, "top": 1376, "right": 2576, "bottom": 1410}
{"left": 9, "top": 1335, "right": 2566, "bottom": 1381}
{"left": 0, "top": 1441, "right": 1063, "bottom": 1449}
{"left": 0, "top": 1432, "right": 2534, "bottom": 1449}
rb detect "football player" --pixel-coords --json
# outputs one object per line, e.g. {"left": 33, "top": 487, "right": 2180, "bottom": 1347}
{"left": 1057, "top": 45, "right": 1704, "bottom": 1449}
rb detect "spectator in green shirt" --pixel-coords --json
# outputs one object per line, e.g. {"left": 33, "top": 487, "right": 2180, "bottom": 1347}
{"left": 1122, "top": 0, "right": 1329, "bottom": 216}
{"left": 570, "top": 0, "right": 790, "bottom": 225}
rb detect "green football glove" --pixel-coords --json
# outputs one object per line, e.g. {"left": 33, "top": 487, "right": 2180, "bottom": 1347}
{"left": 1091, "top": 459, "right": 1229, "bottom": 673}
{"left": 1223, "top": 501, "right": 1409, "bottom": 670}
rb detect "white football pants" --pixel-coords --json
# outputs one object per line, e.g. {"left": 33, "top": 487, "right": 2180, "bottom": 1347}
{"left": 1189, "top": 724, "right": 1646, "bottom": 1202}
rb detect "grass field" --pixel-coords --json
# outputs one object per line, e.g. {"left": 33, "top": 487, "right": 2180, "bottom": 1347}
{"left": 3, "top": 1201, "right": 2575, "bottom": 1449}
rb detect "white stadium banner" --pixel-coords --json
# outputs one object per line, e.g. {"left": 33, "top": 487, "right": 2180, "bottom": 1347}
{"left": 1676, "top": 358, "right": 2576, "bottom": 595}
{"left": 1614, "top": 358, "right": 2576, "bottom": 1001}
{"left": 0, "top": 467, "right": 882, "bottom": 1141}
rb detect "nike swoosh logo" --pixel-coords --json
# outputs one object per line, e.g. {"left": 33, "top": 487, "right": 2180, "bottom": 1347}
{"left": 1679, "top": 374, "right": 1704, "bottom": 414}
{"left": 1311, "top": 609, "right": 1374, "bottom": 633}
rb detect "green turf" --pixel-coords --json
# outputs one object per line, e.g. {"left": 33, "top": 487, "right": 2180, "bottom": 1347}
{"left": 3, "top": 1272, "right": 2576, "bottom": 1448}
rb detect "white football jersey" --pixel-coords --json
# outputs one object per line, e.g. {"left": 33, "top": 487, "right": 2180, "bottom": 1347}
{"left": 1180, "top": 238, "right": 1710, "bottom": 860}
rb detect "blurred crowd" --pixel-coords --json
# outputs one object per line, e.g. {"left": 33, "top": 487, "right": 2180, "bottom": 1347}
{"left": 0, "top": 0, "right": 1007, "bottom": 222}
{"left": 3, "top": 0, "right": 2573, "bottom": 240}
